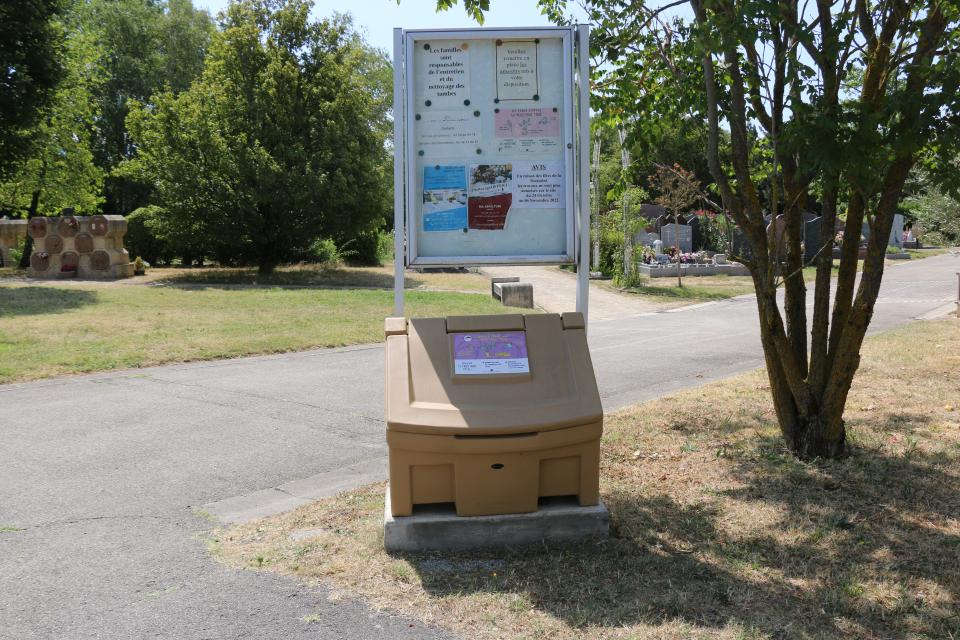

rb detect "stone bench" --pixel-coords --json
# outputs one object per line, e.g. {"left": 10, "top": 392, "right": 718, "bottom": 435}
{"left": 490, "top": 277, "right": 534, "bottom": 308}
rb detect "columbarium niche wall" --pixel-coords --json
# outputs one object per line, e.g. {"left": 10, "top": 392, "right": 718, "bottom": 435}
{"left": 27, "top": 213, "right": 134, "bottom": 279}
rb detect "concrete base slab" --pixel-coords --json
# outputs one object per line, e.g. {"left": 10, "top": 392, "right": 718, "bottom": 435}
{"left": 383, "top": 488, "right": 609, "bottom": 552}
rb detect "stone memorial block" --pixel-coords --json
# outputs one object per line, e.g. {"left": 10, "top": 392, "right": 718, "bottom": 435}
{"left": 803, "top": 216, "right": 823, "bottom": 262}
{"left": 75, "top": 233, "right": 94, "bottom": 254}
{"left": 660, "top": 223, "right": 693, "bottom": 252}
{"left": 44, "top": 234, "right": 64, "bottom": 254}
{"left": 61, "top": 251, "right": 79, "bottom": 270}
{"left": 635, "top": 231, "right": 661, "bottom": 247}
{"left": 0, "top": 218, "right": 28, "bottom": 267}
{"left": 31, "top": 251, "right": 50, "bottom": 272}
{"left": 58, "top": 215, "right": 80, "bottom": 238}
{"left": 28, "top": 217, "right": 47, "bottom": 239}
{"left": 27, "top": 214, "right": 133, "bottom": 279}
{"left": 639, "top": 203, "right": 666, "bottom": 222}
{"left": 889, "top": 213, "right": 904, "bottom": 248}
{"left": 90, "top": 250, "right": 111, "bottom": 271}
{"left": 690, "top": 216, "right": 709, "bottom": 251}
{"left": 766, "top": 214, "right": 787, "bottom": 260}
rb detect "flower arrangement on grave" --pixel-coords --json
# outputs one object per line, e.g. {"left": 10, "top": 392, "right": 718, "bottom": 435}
{"left": 662, "top": 247, "right": 706, "bottom": 264}
{"left": 637, "top": 246, "right": 656, "bottom": 265}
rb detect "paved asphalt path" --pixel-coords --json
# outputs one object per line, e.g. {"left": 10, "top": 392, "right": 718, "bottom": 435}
{"left": 1, "top": 253, "right": 957, "bottom": 639}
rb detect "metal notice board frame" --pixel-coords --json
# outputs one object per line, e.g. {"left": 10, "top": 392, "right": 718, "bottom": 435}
{"left": 392, "top": 25, "right": 591, "bottom": 326}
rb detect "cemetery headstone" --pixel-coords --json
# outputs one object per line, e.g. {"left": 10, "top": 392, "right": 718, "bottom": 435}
{"left": 766, "top": 214, "right": 787, "bottom": 261}
{"left": 889, "top": 213, "right": 903, "bottom": 248}
{"left": 803, "top": 216, "right": 823, "bottom": 262}
{"left": 635, "top": 231, "right": 661, "bottom": 247}
{"left": 690, "top": 216, "right": 703, "bottom": 250}
{"left": 661, "top": 223, "right": 693, "bottom": 253}
{"left": 639, "top": 204, "right": 666, "bottom": 222}
{"left": 732, "top": 227, "right": 752, "bottom": 261}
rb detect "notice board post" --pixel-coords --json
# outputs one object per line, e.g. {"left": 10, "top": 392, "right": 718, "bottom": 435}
{"left": 392, "top": 25, "right": 590, "bottom": 326}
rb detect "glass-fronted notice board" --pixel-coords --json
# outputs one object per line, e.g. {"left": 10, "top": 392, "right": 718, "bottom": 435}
{"left": 403, "top": 29, "right": 578, "bottom": 266}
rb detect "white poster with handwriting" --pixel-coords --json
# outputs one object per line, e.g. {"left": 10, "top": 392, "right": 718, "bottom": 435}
{"left": 514, "top": 161, "right": 564, "bottom": 209}
{"left": 419, "top": 42, "right": 470, "bottom": 108}
{"left": 496, "top": 41, "right": 538, "bottom": 100}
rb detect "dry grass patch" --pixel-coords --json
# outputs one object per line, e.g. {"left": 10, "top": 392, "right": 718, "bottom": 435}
{"left": 215, "top": 318, "right": 960, "bottom": 640}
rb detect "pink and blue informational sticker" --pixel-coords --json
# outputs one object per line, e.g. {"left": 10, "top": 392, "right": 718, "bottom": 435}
{"left": 452, "top": 331, "right": 529, "bottom": 375}
{"left": 423, "top": 165, "right": 468, "bottom": 232}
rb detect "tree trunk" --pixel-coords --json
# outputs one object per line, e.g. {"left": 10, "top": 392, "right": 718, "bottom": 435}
{"left": 756, "top": 285, "right": 847, "bottom": 460}
{"left": 18, "top": 190, "right": 41, "bottom": 269}
{"left": 258, "top": 260, "right": 276, "bottom": 276}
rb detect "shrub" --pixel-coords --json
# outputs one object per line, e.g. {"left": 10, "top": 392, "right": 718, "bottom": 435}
{"left": 347, "top": 228, "right": 392, "bottom": 266}
{"left": 8, "top": 238, "right": 25, "bottom": 267}
{"left": 308, "top": 238, "right": 341, "bottom": 264}
{"left": 125, "top": 206, "right": 169, "bottom": 265}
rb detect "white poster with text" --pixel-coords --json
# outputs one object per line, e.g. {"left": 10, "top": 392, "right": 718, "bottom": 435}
{"left": 514, "top": 161, "right": 564, "bottom": 208}
{"left": 417, "top": 111, "right": 480, "bottom": 157}
{"left": 419, "top": 42, "right": 470, "bottom": 108}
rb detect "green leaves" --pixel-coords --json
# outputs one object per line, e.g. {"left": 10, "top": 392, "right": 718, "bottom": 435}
{"left": 0, "top": 0, "right": 65, "bottom": 181}
{"left": 0, "top": 4, "right": 105, "bottom": 215}
{"left": 125, "top": 4, "right": 390, "bottom": 272}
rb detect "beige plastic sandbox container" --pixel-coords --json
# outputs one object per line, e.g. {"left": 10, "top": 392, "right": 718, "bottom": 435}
{"left": 385, "top": 312, "right": 602, "bottom": 517}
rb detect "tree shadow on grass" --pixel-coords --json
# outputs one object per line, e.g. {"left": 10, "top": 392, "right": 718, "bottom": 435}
{"left": 399, "top": 443, "right": 959, "bottom": 639}
{"left": 0, "top": 287, "right": 99, "bottom": 317}
{"left": 145, "top": 266, "right": 430, "bottom": 291}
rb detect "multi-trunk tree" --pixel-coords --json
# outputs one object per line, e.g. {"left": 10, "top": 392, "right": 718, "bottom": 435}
{"left": 443, "top": 0, "right": 960, "bottom": 459}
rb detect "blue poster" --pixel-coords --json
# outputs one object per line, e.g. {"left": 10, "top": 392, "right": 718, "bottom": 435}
{"left": 423, "top": 165, "right": 468, "bottom": 231}
{"left": 424, "top": 165, "right": 466, "bottom": 190}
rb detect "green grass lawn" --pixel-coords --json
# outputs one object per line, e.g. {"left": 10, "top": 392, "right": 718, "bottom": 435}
{"left": 0, "top": 283, "right": 517, "bottom": 384}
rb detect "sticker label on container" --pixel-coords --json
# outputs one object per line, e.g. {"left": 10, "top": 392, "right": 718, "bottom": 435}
{"left": 452, "top": 331, "right": 529, "bottom": 375}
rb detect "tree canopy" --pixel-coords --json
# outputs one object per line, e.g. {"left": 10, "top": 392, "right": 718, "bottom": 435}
{"left": 82, "top": 0, "right": 215, "bottom": 215}
{"left": 0, "top": 0, "right": 65, "bottom": 180}
{"left": 123, "top": 1, "right": 391, "bottom": 273}
{"left": 436, "top": 0, "right": 960, "bottom": 459}
{"left": 0, "top": 6, "right": 105, "bottom": 217}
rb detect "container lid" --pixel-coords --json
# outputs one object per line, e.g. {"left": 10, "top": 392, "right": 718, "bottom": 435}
{"left": 385, "top": 313, "right": 602, "bottom": 435}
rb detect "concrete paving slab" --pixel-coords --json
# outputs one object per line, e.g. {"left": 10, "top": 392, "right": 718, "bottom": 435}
{"left": 207, "top": 456, "right": 387, "bottom": 524}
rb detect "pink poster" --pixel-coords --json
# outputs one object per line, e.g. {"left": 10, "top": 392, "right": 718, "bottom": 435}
{"left": 494, "top": 108, "right": 560, "bottom": 138}
{"left": 495, "top": 108, "right": 561, "bottom": 154}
